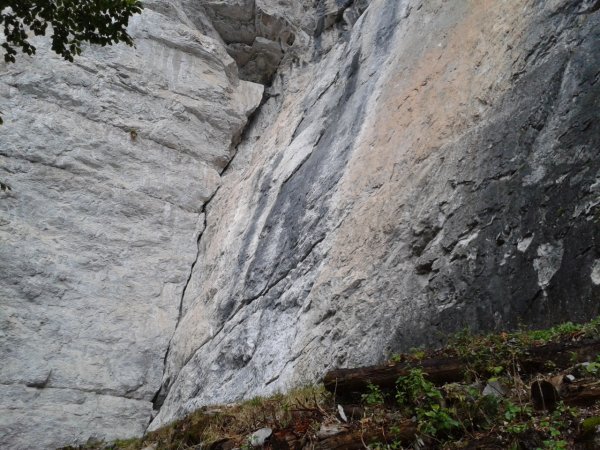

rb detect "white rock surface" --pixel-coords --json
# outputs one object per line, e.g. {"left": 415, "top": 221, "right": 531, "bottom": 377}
{"left": 249, "top": 427, "right": 272, "bottom": 447}
{"left": 0, "top": 2, "right": 262, "bottom": 448}
{"left": 1, "top": 0, "right": 599, "bottom": 447}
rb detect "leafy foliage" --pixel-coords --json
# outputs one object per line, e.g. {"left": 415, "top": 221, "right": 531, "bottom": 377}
{"left": 395, "top": 368, "right": 442, "bottom": 408}
{"left": 362, "top": 382, "right": 386, "bottom": 406}
{"left": 0, "top": 0, "right": 143, "bottom": 64}
{"left": 395, "top": 369, "right": 460, "bottom": 439}
{"left": 442, "top": 316, "right": 600, "bottom": 379}
{"left": 0, "top": 1, "right": 143, "bottom": 124}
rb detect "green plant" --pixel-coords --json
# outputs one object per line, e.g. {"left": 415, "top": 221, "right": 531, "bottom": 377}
{"left": 448, "top": 330, "right": 520, "bottom": 380}
{"left": 388, "top": 347, "right": 426, "bottom": 364}
{"left": 503, "top": 401, "right": 532, "bottom": 422}
{"left": 470, "top": 391, "right": 500, "bottom": 429}
{"left": 581, "top": 355, "right": 600, "bottom": 376}
{"left": 395, "top": 369, "right": 460, "bottom": 439}
{"left": 395, "top": 368, "right": 441, "bottom": 408}
{"left": 409, "top": 347, "right": 427, "bottom": 361}
{"left": 418, "top": 403, "right": 460, "bottom": 436}
{"left": 112, "top": 438, "right": 141, "bottom": 449}
{"left": 501, "top": 402, "right": 576, "bottom": 450}
{"left": 370, "top": 440, "right": 403, "bottom": 450}
{"left": 488, "top": 365, "right": 504, "bottom": 376}
{"left": 362, "top": 382, "right": 386, "bottom": 406}
{"left": 447, "top": 316, "right": 600, "bottom": 380}
{"left": 506, "top": 422, "right": 528, "bottom": 434}
{"left": 390, "top": 353, "right": 403, "bottom": 363}
{"left": 0, "top": 0, "right": 143, "bottom": 125}
{"left": 504, "top": 402, "right": 520, "bottom": 422}
{"left": 538, "top": 403, "right": 578, "bottom": 449}
{"left": 246, "top": 395, "right": 265, "bottom": 407}
{"left": 1, "top": 0, "right": 143, "bottom": 63}
{"left": 539, "top": 440, "right": 568, "bottom": 450}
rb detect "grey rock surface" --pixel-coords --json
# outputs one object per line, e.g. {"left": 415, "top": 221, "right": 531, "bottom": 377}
{"left": 1, "top": 0, "right": 599, "bottom": 447}
{"left": 483, "top": 381, "right": 508, "bottom": 399}
{"left": 151, "top": 0, "right": 600, "bottom": 429}
{"left": 0, "top": 1, "right": 262, "bottom": 448}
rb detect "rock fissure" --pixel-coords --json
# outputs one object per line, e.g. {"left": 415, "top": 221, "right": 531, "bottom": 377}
{"left": 150, "top": 82, "right": 269, "bottom": 417}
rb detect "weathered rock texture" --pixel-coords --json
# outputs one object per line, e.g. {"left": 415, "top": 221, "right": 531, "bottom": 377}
{"left": 151, "top": 0, "right": 600, "bottom": 429}
{"left": 0, "top": 1, "right": 262, "bottom": 448}
{"left": 0, "top": 0, "right": 599, "bottom": 448}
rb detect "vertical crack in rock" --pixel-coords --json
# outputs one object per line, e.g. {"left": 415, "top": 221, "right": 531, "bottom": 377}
{"left": 148, "top": 1, "right": 330, "bottom": 416}
{"left": 148, "top": 2, "right": 399, "bottom": 428}
{"left": 150, "top": 222, "right": 202, "bottom": 412}
{"left": 0, "top": 0, "right": 273, "bottom": 446}
{"left": 150, "top": 87, "right": 268, "bottom": 415}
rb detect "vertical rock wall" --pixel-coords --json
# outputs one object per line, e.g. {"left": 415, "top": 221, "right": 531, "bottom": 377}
{"left": 0, "top": 0, "right": 599, "bottom": 447}
{"left": 0, "top": 2, "right": 262, "bottom": 448}
{"left": 151, "top": 0, "right": 600, "bottom": 429}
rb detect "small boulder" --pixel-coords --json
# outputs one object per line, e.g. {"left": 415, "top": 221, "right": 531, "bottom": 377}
{"left": 249, "top": 427, "right": 272, "bottom": 447}
{"left": 482, "top": 380, "right": 508, "bottom": 398}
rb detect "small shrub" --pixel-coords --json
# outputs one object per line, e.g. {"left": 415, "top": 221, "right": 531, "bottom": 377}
{"left": 362, "top": 382, "right": 385, "bottom": 406}
{"left": 396, "top": 369, "right": 460, "bottom": 439}
{"left": 395, "top": 368, "right": 441, "bottom": 408}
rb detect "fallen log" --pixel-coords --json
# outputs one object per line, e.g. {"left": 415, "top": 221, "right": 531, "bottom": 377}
{"left": 531, "top": 379, "right": 561, "bottom": 410}
{"left": 531, "top": 376, "right": 600, "bottom": 410}
{"left": 270, "top": 421, "right": 417, "bottom": 450}
{"left": 561, "top": 380, "right": 600, "bottom": 407}
{"left": 519, "top": 339, "right": 600, "bottom": 373}
{"left": 323, "top": 339, "right": 600, "bottom": 398}
{"left": 314, "top": 428, "right": 386, "bottom": 450}
{"left": 324, "top": 356, "right": 465, "bottom": 398}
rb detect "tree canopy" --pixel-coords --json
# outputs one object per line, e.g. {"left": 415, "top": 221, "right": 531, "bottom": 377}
{"left": 0, "top": 0, "right": 143, "bottom": 63}
{"left": 0, "top": 0, "right": 143, "bottom": 123}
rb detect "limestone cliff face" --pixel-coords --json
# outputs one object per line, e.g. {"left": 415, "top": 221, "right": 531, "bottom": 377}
{"left": 151, "top": 0, "right": 600, "bottom": 428}
{"left": 0, "top": 0, "right": 599, "bottom": 448}
{"left": 0, "top": 1, "right": 262, "bottom": 448}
